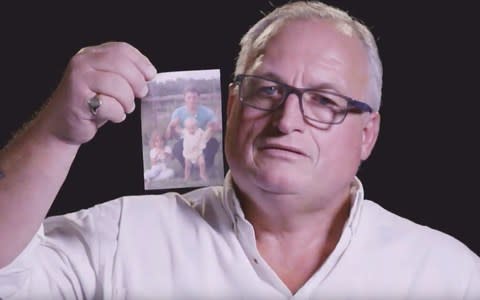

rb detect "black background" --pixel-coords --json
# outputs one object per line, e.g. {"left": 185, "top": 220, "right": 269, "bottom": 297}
{"left": 1, "top": 1, "right": 478, "bottom": 256}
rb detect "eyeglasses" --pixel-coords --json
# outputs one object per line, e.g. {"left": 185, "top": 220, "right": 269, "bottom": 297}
{"left": 233, "top": 74, "right": 373, "bottom": 125}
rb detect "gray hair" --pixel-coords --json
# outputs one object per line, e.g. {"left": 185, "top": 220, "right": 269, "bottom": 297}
{"left": 234, "top": 1, "right": 383, "bottom": 111}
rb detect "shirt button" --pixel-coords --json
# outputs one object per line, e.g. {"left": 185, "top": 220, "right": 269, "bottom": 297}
{"left": 253, "top": 258, "right": 259, "bottom": 264}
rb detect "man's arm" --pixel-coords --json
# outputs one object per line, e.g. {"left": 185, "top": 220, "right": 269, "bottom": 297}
{"left": 206, "top": 120, "right": 220, "bottom": 132}
{"left": 203, "top": 106, "right": 220, "bottom": 132}
{"left": 0, "top": 42, "right": 156, "bottom": 268}
{"left": 0, "top": 116, "right": 79, "bottom": 268}
{"left": 165, "top": 117, "right": 181, "bottom": 139}
{"left": 199, "top": 128, "right": 212, "bottom": 149}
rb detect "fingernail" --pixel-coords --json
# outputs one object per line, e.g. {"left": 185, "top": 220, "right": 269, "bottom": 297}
{"left": 128, "top": 103, "right": 136, "bottom": 114}
{"left": 146, "top": 65, "right": 157, "bottom": 78}
{"left": 141, "top": 85, "right": 149, "bottom": 97}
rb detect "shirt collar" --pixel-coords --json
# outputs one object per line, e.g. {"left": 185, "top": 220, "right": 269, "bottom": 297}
{"left": 222, "top": 171, "right": 365, "bottom": 234}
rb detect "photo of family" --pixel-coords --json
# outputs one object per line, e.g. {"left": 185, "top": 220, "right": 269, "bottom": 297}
{"left": 141, "top": 69, "right": 224, "bottom": 190}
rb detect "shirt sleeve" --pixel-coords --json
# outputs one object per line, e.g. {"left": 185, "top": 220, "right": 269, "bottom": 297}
{"left": 170, "top": 107, "right": 180, "bottom": 122}
{"left": 204, "top": 107, "right": 217, "bottom": 124}
{"left": 0, "top": 198, "right": 123, "bottom": 299}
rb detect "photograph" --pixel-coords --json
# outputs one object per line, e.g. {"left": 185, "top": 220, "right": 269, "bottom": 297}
{"left": 141, "top": 69, "right": 224, "bottom": 190}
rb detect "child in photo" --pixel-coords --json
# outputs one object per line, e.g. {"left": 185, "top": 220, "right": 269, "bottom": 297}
{"left": 182, "top": 117, "right": 212, "bottom": 181}
{"left": 144, "top": 130, "right": 175, "bottom": 185}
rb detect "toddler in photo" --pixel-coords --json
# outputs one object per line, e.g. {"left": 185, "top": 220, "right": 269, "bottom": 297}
{"left": 144, "top": 130, "right": 174, "bottom": 185}
{"left": 182, "top": 117, "right": 211, "bottom": 181}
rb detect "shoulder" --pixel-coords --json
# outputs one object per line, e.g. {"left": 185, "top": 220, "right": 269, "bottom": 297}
{"left": 361, "top": 200, "right": 477, "bottom": 254}
{"left": 44, "top": 188, "right": 226, "bottom": 237}
{"left": 182, "top": 185, "right": 225, "bottom": 208}
{"left": 171, "top": 105, "right": 187, "bottom": 116}
{"left": 198, "top": 105, "right": 214, "bottom": 114}
{"left": 359, "top": 200, "right": 480, "bottom": 274}
{"left": 120, "top": 187, "right": 226, "bottom": 224}
{"left": 341, "top": 200, "right": 480, "bottom": 299}
{"left": 42, "top": 187, "right": 226, "bottom": 240}
{"left": 43, "top": 198, "right": 124, "bottom": 238}
{"left": 39, "top": 198, "right": 126, "bottom": 264}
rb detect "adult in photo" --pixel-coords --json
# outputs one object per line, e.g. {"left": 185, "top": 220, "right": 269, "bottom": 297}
{"left": 165, "top": 86, "right": 220, "bottom": 172}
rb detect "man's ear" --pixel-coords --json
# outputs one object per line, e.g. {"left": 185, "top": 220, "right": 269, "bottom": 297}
{"left": 226, "top": 82, "right": 236, "bottom": 118}
{"left": 360, "top": 112, "right": 380, "bottom": 161}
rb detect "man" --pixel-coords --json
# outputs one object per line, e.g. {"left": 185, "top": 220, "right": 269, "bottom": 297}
{"left": 0, "top": 1, "right": 479, "bottom": 299}
{"left": 165, "top": 86, "right": 220, "bottom": 171}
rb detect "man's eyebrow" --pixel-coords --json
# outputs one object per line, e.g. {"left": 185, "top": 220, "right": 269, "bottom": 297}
{"left": 256, "top": 72, "right": 284, "bottom": 82}
{"left": 256, "top": 71, "right": 344, "bottom": 92}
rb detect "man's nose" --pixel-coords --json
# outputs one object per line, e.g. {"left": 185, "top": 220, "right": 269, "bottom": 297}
{"left": 273, "top": 93, "right": 306, "bottom": 133}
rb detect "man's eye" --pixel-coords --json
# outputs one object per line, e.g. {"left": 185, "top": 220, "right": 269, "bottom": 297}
{"left": 257, "top": 86, "right": 281, "bottom": 97}
{"left": 310, "top": 93, "right": 337, "bottom": 106}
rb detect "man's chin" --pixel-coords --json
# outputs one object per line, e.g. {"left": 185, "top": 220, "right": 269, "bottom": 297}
{"left": 252, "top": 171, "right": 307, "bottom": 195}
{"left": 229, "top": 162, "right": 310, "bottom": 195}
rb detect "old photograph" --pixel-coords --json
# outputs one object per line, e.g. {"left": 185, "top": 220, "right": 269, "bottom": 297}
{"left": 141, "top": 69, "right": 224, "bottom": 190}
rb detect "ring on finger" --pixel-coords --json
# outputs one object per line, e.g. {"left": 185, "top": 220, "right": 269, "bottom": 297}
{"left": 87, "top": 94, "right": 102, "bottom": 116}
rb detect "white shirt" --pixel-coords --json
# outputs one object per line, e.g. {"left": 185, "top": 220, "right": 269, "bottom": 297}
{"left": 149, "top": 145, "right": 172, "bottom": 164}
{"left": 1, "top": 172, "right": 479, "bottom": 299}
{"left": 182, "top": 127, "right": 208, "bottom": 163}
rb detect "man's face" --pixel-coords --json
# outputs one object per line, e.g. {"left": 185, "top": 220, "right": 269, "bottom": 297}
{"left": 185, "top": 91, "right": 198, "bottom": 110}
{"left": 225, "top": 19, "right": 380, "bottom": 203}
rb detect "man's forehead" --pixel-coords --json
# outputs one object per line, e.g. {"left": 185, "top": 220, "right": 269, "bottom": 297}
{"left": 253, "top": 18, "right": 357, "bottom": 52}
{"left": 245, "top": 20, "right": 366, "bottom": 90}
{"left": 248, "top": 19, "right": 362, "bottom": 66}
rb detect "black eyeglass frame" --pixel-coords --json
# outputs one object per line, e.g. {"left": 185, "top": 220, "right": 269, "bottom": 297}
{"left": 233, "top": 74, "right": 373, "bottom": 125}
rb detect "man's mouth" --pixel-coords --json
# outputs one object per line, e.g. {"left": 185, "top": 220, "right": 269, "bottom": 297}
{"left": 258, "top": 143, "right": 306, "bottom": 156}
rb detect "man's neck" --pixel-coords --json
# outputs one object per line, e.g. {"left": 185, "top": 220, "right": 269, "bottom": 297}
{"left": 238, "top": 184, "right": 352, "bottom": 233}
{"left": 237, "top": 185, "right": 352, "bottom": 294}
{"left": 186, "top": 105, "right": 197, "bottom": 114}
